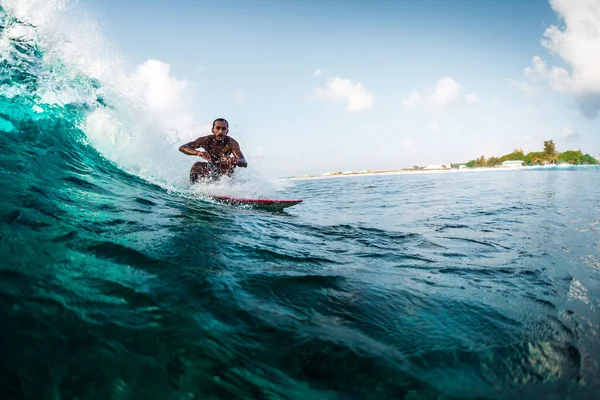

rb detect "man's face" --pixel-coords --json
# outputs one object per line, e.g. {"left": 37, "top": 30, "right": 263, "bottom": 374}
{"left": 212, "top": 121, "right": 229, "bottom": 141}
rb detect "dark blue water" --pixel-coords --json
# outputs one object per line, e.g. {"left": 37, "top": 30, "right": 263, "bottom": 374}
{"left": 1, "top": 2, "right": 600, "bottom": 399}
{"left": 3, "top": 165, "right": 600, "bottom": 399}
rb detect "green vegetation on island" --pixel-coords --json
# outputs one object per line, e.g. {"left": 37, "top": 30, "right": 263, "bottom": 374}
{"left": 465, "top": 140, "right": 598, "bottom": 168}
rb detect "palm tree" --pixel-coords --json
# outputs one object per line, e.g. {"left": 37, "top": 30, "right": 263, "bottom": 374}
{"left": 543, "top": 140, "right": 556, "bottom": 155}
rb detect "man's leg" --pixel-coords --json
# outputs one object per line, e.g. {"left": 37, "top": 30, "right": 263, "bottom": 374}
{"left": 190, "top": 162, "right": 221, "bottom": 184}
{"left": 190, "top": 162, "right": 209, "bottom": 184}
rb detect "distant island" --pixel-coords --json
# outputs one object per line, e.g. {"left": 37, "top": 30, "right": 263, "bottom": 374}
{"left": 285, "top": 140, "right": 599, "bottom": 179}
{"left": 463, "top": 140, "right": 597, "bottom": 168}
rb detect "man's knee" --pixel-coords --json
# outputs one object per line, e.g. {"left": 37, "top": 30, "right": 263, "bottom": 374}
{"left": 191, "top": 161, "right": 205, "bottom": 170}
{"left": 190, "top": 162, "right": 220, "bottom": 183}
{"left": 190, "top": 162, "right": 206, "bottom": 183}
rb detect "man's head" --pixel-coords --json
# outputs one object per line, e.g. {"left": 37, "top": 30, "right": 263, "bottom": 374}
{"left": 212, "top": 118, "right": 229, "bottom": 141}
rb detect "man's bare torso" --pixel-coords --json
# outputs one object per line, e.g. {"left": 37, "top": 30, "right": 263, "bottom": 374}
{"left": 196, "top": 135, "right": 234, "bottom": 162}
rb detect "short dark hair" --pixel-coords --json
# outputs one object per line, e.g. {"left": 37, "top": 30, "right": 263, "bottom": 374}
{"left": 212, "top": 118, "right": 228, "bottom": 129}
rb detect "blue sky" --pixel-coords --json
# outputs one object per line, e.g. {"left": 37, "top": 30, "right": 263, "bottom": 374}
{"left": 63, "top": 0, "right": 600, "bottom": 176}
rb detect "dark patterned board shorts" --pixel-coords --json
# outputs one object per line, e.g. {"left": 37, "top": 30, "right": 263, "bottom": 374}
{"left": 190, "top": 162, "right": 233, "bottom": 183}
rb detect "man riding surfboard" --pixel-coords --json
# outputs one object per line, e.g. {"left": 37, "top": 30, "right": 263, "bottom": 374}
{"left": 179, "top": 118, "right": 248, "bottom": 183}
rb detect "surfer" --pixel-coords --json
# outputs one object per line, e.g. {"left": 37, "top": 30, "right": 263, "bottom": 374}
{"left": 179, "top": 118, "right": 248, "bottom": 183}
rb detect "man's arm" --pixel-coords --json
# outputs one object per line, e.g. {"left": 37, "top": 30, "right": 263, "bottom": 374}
{"left": 179, "top": 136, "right": 210, "bottom": 159}
{"left": 229, "top": 139, "right": 248, "bottom": 168}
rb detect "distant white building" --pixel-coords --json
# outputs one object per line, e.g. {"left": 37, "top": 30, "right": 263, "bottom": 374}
{"left": 500, "top": 160, "right": 524, "bottom": 167}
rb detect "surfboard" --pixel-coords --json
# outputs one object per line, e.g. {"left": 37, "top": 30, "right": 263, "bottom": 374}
{"left": 210, "top": 196, "right": 303, "bottom": 211}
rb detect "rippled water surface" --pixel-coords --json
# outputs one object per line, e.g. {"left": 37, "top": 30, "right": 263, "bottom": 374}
{"left": 2, "top": 167, "right": 599, "bottom": 400}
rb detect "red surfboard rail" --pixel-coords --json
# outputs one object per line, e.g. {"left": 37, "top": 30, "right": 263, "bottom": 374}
{"left": 210, "top": 196, "right": 303, "bottom": 210}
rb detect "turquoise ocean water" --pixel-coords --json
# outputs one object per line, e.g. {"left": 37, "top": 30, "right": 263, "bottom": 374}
{"left": 1, "top": 2, "right": 599, "bottom": 399}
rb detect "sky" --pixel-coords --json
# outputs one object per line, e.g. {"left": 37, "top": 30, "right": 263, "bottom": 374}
{"left": 29, "top": 0, "right": 600, "bottom": 176}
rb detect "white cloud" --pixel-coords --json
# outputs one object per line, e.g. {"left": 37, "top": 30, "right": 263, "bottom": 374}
{"left": 465, "top": 94, "right": 481, "bottom": 103}
{"left": 492, "top": 95, "right": 500, "bottom": 104}
{"left": 233, "top": 90, "right": 246, "bottom": 103}
{"left": 509, "top": 79, "right": 533, "bottom": 94}
{"left": 427, "top": 121, "right": 439, "bottom": 132}
{"left": 129, "top": 59, "right": 190, "bottom": 113}
{"left": 543, "top": 0, "right": 600, "bottom": 93}
{"left": 563, "top": 125, "right": 579, "bottom": 140}
{"left": 523, "top": 0, "right": 600, "bottom": 117}
{"left": 402, "top": 90, "right": 425, "bottom": 107}
{"left": 312, "top": 68, "right": 325, "bottom": 76}
{"left": 430, "top": 78, "right": 462, "bottom": 106}
{"left": 315, "top": 77, "right": 374, "bottom": 112}
{"left": 402, "top": 77, "right": 464, "bottom": 108}
{"left": 524, "top": 56, "right": 574, "bottom": 92}
{"left": 125, "top": 59, "right": 197, "bottom": 134}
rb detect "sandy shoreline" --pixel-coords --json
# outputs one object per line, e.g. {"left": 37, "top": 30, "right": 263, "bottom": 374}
{"left": 281, "top": 164, "right": 593, "bottom": 180}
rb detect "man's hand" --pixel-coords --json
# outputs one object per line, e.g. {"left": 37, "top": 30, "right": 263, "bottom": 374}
{"left": 197, "top": 151, "right": 211, "bottom": 161}
{"left": 219, "top": 156, "right": 237, "bottom": 168}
